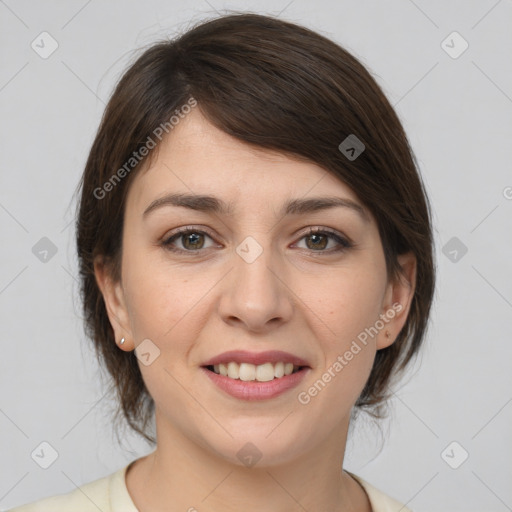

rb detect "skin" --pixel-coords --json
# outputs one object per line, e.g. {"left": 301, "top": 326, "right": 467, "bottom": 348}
{"left": 95, "top": 107, "right": 416, "bottom": 512}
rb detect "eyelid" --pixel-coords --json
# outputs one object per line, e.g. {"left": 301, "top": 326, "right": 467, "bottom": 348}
{"left": 163, "top": 224, "right": 216, "bottom": 238}
{"left": 292, "top": 227, "right": 353, "bottom": 252}
{"left": 296, "top": 226, "right": 352, "bottom": 244}
{"left": 161, "top": 225, "right": 220, "bottom": 247}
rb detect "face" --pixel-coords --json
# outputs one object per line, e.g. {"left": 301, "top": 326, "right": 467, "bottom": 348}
{"left": 96, "top": 108, "right": 415, "bottom": 467}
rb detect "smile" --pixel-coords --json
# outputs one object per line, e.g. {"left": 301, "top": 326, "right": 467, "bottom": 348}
{"left": 202, "top": 365, "right": 310, "bottom": 401}
{"left": 201, "top": 349, "right": 311, "bottom": 400}
{"left": 207, "top": 361, "right": 302, "bottom": 382}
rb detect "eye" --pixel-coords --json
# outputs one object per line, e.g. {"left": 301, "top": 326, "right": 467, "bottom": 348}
{"left": 294, "top": 228, "right": 352, "bottom": 253}
{"left": 161, "top": 226, "right": 352, "bottom": 255}
{"left": 162, "top": 227, "right": 217, "bottom": 253}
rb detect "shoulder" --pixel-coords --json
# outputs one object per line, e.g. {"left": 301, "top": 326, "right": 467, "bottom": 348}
{"left": 7, "top": 470, "right": 115, "bottom": 512}
{"left": 347, "top": 472, "right": 413, "bottom": 512}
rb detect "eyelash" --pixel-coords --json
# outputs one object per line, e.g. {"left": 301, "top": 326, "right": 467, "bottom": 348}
{"left": 161, "top": 226, "right": 353, "bottom": 255}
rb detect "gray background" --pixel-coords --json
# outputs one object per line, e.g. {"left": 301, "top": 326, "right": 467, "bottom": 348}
{"left": 1, "top": 1, "right": 511, "bottom": 511}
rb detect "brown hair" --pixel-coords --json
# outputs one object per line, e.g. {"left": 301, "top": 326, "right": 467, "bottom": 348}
{"left": 76, "top": 13, "right": 435, "bottom": 445}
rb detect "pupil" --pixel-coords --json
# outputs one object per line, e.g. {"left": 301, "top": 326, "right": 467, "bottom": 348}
{"left": 184, "top": 233, "right": 203, "bottom": 249}
{"left": 308, "top": 233, "right": 327, "bottom": 250}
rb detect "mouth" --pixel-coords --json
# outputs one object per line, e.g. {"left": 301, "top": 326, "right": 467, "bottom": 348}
{"left": 200, "top": 350, "right": 311, "bottom": 401}
{"left": 203, "top": 362, "right": 305, "bottom": 382}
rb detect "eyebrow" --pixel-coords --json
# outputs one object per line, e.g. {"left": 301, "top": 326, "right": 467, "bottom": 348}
{"left": 143, "top": 192, "right": 369, "bottom": 222}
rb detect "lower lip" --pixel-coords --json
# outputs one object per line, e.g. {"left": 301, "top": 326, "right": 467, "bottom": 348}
{"left": 201, "top": 367, "right": 310, "bottom": 401}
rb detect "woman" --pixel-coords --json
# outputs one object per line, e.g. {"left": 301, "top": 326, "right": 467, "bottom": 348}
{"left": 10, "top": 12, "right": 434, "bottom": 512}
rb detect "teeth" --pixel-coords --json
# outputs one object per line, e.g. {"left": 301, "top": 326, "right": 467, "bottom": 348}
{"left": 256, "top": 362, "right": 274, "bottom": 382}
{"left": 239, "top": 362, "right": 256, "bottom": 381}
{"left": 210, "top": 361, "right": 301, "bottom": 381}
{"left": 227, "top": 362, "right": 239, "bottom": 379}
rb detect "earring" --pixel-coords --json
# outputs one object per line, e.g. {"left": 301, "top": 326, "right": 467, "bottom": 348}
{"left": 385, "top": 331, "right": 391, "bottom": 339}
{"left": 119, "top": 337, "right": 125, "bottom": 345}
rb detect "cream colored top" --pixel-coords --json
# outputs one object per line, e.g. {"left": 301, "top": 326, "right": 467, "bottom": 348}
{"left": 8, "top": 463, "right": 412, "bottom": 512}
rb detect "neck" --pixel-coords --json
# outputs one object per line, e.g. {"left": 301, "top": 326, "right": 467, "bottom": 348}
{"left": 125, "top": 411, "right": 370, "bottom": 512}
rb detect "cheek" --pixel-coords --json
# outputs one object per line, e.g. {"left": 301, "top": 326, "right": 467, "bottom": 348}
{"left": 119, "top": 249, "right": 205, "bottom": 409}
{"left": 306, "top": 264, "right": 386, "bottom": 400}
{"left": 311, "top": 264, "right": 387, "bottom": 345}
{"left": 120, "top": 245, "right": 192, "bottom": 341}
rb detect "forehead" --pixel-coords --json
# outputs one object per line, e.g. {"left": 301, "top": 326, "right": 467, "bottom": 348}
{"left": 126, "top": 108, "right": 361, "bottom": 212}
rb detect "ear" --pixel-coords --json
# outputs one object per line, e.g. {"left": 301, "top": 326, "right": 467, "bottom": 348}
{"left": 94, "top": 255, "right": 133, "bottom": 351}
{"left": 377, "top": 252, "right": 417, "bottom": 350}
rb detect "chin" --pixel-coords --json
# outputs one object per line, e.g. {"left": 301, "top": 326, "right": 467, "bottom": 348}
{"left": 199, "top": 416, "right": 316, "bottom": 469}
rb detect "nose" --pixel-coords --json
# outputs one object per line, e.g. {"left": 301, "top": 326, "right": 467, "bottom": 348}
{"left": 217, "top": 239, "right": 294, "bottom": 333}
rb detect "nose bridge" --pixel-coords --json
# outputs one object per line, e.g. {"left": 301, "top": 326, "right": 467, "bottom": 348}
{"left": 218, "top": 234, "right": 293, "bottom": 330}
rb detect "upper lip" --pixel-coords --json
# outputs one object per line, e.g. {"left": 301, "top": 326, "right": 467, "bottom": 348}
{"left": 202, "top": 350, "right": 311, "bottom": 367}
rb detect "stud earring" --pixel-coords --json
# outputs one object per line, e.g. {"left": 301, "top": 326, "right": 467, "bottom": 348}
{"left": 385, "top": 331, "right": 391, "bottom": 339}
{"left": 119, "top": 337, "right": 125, "bottom": 345}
